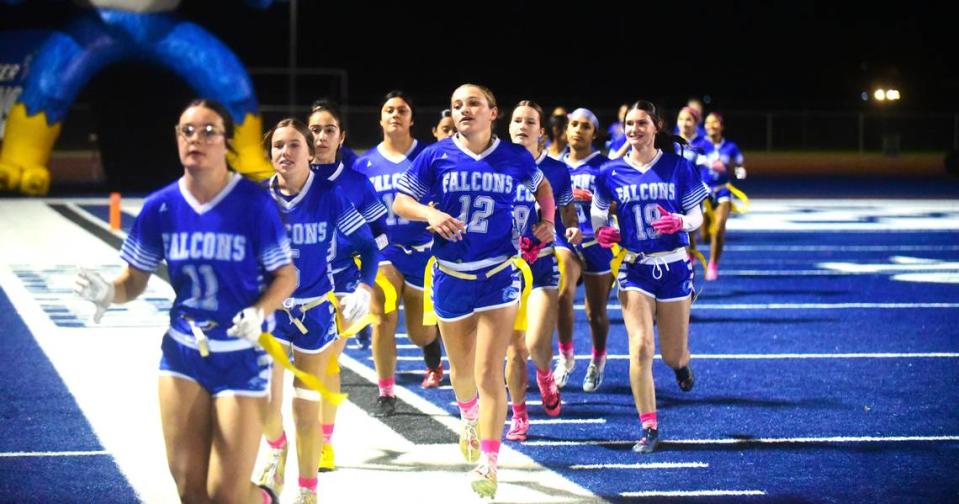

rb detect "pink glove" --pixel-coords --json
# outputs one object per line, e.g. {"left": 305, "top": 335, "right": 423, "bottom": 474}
{"left": 651, "top": 205, "right": 684, "bottom": 235}
{"left": 711, "top": 159, "right": 727, "bottom": 173}
{"left": 572, "top": 188, "right": 593, "bottom": 202}
{"left": 595, "top": 226, "right": 621, "bottom": 248}
{"left": 520, "top": 237, "right": 546, "bottom": 264}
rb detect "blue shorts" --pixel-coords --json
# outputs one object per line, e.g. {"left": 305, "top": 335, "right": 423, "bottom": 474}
{"left": 331, "top": 265, "right": 360, "bottom": 296}
{"left": 574, "top": 241, "right": 614, "bottom": 275}
{"left": 432, "top": 262, "right": 521, "bottom": 321}
{"left": 273, "top": 299, "right": 338, "bottom": 353}
{"left": 528, "top": 251, "right": 560, "bottom": 290}
{"left": 709, "top": 184, "right": 731, "bottom": 204}
{"left": 616, "top": 256, "right": 693, "bottom": 302}
{"left": 159, "top": 331, "right": 271, "bottom": 397}
{"left": 381, "top": 244, "right": 430, "bottom": 290}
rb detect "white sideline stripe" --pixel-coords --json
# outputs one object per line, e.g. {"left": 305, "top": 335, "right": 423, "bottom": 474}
{"left": 403, "top": 351, "right": 959, "bottom": 362}
{"left": 505, "top": 418, "right": 605, "bottom": 426}
{"left": 621, "top": 489, "right": 766, "bottom": 498}
{"left": 557, "top": 352, "right": 959, "bottom": 361}
{"left": 66, "top": 203, "right": 128, "bottom": 239}
{"left": 525, "top": 435, "right": 959, "bottom": 447}
{"left": 574, "top": 302, "right": 959, "bottom": 310}
{"left": 728, "top": 245, "right": 959, "bottom": 252}
{"left": 450, "top": 400, "right": 569, "bottom": 406}
{"left": 572, "top": 462, "right": 707, "bottom": 470}
{"left": 0, "top": 450, "right": 110, "bottom": 458}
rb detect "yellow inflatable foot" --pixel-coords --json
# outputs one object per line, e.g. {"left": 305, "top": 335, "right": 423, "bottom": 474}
{"left": 19, "top": 166, "right": 51, "bottom": 196}
{"left": 227, "top": 113, "right": 273, "bottom": 182}
{"left": 0, "top": 160, "right": 24, "bottom": 191}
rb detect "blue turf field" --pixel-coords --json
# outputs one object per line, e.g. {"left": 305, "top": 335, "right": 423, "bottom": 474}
{"left": 1, "top": 192, "right": 957, "bottom": 502}
{"left": 343, "top": 207, "right": 959, "bottom": 502}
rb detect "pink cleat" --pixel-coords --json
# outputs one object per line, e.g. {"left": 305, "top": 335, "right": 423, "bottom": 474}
{"left": 705, "top": 261, "right": 719, "bottom": 281}
{"left": 506, "top": 414, "right": 529, "bottom": 441}
{"left": 537, "top": 371, "right": 562, "bottom": 417}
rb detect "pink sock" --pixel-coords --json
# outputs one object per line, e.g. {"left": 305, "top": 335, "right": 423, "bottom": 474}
{"left": 378, "top": 377, "right": 395, "bottom": 397}
{"left": 558, "top": 341, "right": 574, "bottom": 357}
{"left": 511, "top": 401, "right": 527, "bottom": 418}
{"left": 457, "top": 395, "right": 479, "bottom": 421}
{"left": 266, "top": 431, "right": 286, "bottom": 449}
{"left": 480, "top": 439, "right": 501, "bottom": 467}
{"left": 535, "top": 367, "right": 551, "bottom": 381}
{"left": 640, "top": 411, "right": 658, "bottom": 430}
{"left": 298, "top": 476, "right": 317, "bottom": 492}
{"left": 591, "top": 347, "right": 607, "bottom": 363}
{"left": 260, "top": 487, "right": 272, "bottom": 504}
{"left": 322, "top": 423, "right": 334, "bottom": 444}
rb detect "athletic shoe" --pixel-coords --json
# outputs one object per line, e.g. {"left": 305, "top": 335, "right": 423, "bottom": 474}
{"left": 631, "top": 427, "right": 659, "bottom": 454}
{"left": 371, "top": 395, "right": 396, "bottom": 417}
{"left": 317, "top": 443, "right": 335, "bottom": 472}
{"left": 257, "top": 484, "right": 278, "bottom": 504}
{"left": 255, "top": 443, "right": 288, "bottom": 496}
{"left": 675, "top": 365, "right": 695, "bottom": 392}
{"left": 582, "top": 361, "right": 605, "bottom": 392}
{"left": 536, "top": 371, "right": 562, "bottom": 417}
{"left": 552, "top": 353, "right": 576, "bottom": 388}
{"left": 505, "top": 414, "right": 529, "bottom": 441}
{"left": 468, "top": 460, "right": 498, "bottom": 498}
{"left": 293, "top": 487, "right": 317, "bottom": 504}
{"left": 705, "top": 261, "right": 718, "bottom": 281}
{"left": 421, "top": 363, "right": 444, "bottom": 389}
{"left": 459, "top": 418, "right": 480, "bottom": 463}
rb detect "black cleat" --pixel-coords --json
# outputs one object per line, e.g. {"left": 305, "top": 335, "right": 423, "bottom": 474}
{"left": 675, "top": 365, "right": 695, "bottom": 392}
{"left": 632, "top": 427, "right": 659, "bottom": 454}
{"left": 371, "top": 395, "right": 396, "bottom": 417}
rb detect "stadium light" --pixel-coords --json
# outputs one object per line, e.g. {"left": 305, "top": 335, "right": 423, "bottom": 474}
{"left": 873, "top": 89, "right": 886, "bottom": 101}
{"left": 886, "top": 89, "right": 901, "bottom": 101}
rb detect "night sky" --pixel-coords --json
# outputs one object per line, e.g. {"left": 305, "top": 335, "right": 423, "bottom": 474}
{"left": 3, "top": 1, "right": 955, "bottom": 112}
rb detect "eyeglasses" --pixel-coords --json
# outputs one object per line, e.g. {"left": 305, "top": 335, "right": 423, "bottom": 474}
{"left": 175, "top": 124, "right": 225, "bottom": 142}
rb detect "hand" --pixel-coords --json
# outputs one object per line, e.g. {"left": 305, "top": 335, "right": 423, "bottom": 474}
{"left": 532, "top": 220, "right": 555, "bottom": 244}
{"left": 565, "top": 226, "right": 584, "bottom": 246}
{"left": 75, "top": 267, "right": 114, "bottom": 323}
{"left": 711, "top": 160, "right": 727, "bottom": 173}
{"left": 572, "top": 188, "right": 593, "bottom": 202}
{"left": 651, "top": 204, "right": 684, "bottom": 235}
{"left": 340, "top": 285, "right": 372, "bottom": 323}
{"left": 595, "top": 226, "right": 621, "bottom": 248}
{"left": 426, "top": 208, "right": 466, "bottom": 241}
{"left": 227, "top": 306, "right": 264, "bottom": 343}
{"left": 520, "top": 237, "right": 546, "bottom": 264}
{"left": 734, "top": 166, "right": 747, "bottom": 180}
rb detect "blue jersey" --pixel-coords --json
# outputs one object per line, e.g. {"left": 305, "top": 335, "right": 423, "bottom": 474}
{"left": 268, "top": 170, "right": 371, "bottom": 300}
{"left": 354, "top": 140, "right": 432, "bottom": 247}
{"left": 311, "top": 161, "right": 388, "bottom": 273}
{"left": 514, "top": 151, "right": 573, "bottom": 243}
{"left": 699, "top": 138, "right": 744, "bottom": 189}
{"left": 594, "top": 150, "right": 709, "bottom": 254}
{"left": 398, "top": 135, "right": 543, "bottom": 270}
{"left": 562, "top": 150, "right": 608, "bottom": 238}
{"left": 121, "top": 173, "right": 293, "bottom": 340}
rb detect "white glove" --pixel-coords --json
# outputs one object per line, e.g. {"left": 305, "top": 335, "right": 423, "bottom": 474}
{"left": 227, "top": 306, "right": 264, "bottom": 343}
{"left": 75, "top": 268, "right": 114, "bottom": 323}
{"left": 339, "top": 287, "right": 371, "bottom": 323}
{"left": 734, "top": 166, "right": 747, "bottom": 180}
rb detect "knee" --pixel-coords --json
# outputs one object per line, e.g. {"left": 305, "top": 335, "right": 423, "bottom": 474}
{"left": 208, "top": 481, "right": 246, "bottom": 504}
{"left": 635, "top": 337, "right": 656, "bottom": 363}
{"left": 170, "top": 471, "right": 207, "bottom": 503}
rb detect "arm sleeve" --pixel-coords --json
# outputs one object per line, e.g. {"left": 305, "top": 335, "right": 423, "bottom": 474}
{"left": 120, "top": 198, "right": 165, "bottom": 272}
{"left": 255, "top": 196, "right": 294, "bottom": 272}
{"left": 396, "top": 149, "right": 434, "bottom": 201}
{"left": 335, "top": 195, "right": 380, "bottom": 286}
